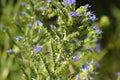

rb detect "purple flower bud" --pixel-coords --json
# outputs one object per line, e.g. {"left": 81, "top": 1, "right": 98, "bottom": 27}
{"left": 69, "top": 11, "right": 81, "bottom": 17}
{"left": 84, "top": 4, "right": 91, "bottom": 8}
{"left": 63, "top": 0, "right": 76, "bottom": 6}
{"left": 7, "top": 49, "right": 13, "bottom": 53}
{"left": 28, "top": 23, "right": 33, "bottom": 28}
{"left": 16, "top": 36, "right": 23, "bottom": 41}
{"left": 117, "top": 72, "right": 120, "bottom": 77}
{"left": 72, "top": 56, "right": 78, "bottom": 61}
{"left": 47, "top": 0, "right": 52, "bottom": 2}
{"left": 50, "top": 24, "right": 56, "bottom": 29}
{"left": 90, "top": 15, "right": 96, "bottom": 22}
{"left": 34, "top": 46, "right": 42, "bottom": 53}
{"left": 96, "top": 29, "right": 102, "bottom": 34}
{"left": 34, "top": 20, "right": 43, "bottom": 26}
{"left": 21, "top": 2, "right": 26, "bottom": 7}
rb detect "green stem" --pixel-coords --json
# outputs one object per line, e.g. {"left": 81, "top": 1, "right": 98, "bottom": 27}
{"left": 39, "top": 53, "right": 52, "bottom": 79}
{"left": 52, "top": 1, "right": 68, "bottom": 18}
{"left": 6, "top": 28, "right": 21, "bottom": 49}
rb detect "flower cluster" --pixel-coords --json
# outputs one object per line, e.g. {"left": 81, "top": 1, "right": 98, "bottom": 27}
{"left": 7, "top": 0, "right": 102, "bottom": 79}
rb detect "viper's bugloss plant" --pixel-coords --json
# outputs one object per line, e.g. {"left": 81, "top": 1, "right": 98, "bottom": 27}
{"left": 6, "top": 0, "right": 102, "bottom": 79}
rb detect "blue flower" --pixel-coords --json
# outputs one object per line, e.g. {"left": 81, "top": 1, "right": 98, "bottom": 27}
{"left": 69, "top": 11, "right": 81, "bottom": 17}
{"left": 86, "top": 11, "right": 93, "bottom": 16}
{"left": 95, "top": 44, "right": 101, "bottom": 53}
{"left": 72, "top": 56, "right": 78, "bottom": 61}
{"left": 7, "top": 49, "right": 13, "bottom": 54}
{"left": 34, "top": 20, "right": 43, "bottom": 26}
{"left": 91, "top": 25, "right": 98, "bottom": 30}
{"left": 34, "top": 46, "right": 42, "bottom": 53}
{"left": 95, "top": 62, "right": 100, "bottom": 67}
{"left": 90, "top": 15, "right": 96, "bottom": 22}
{"left": 16, "top": 36, "right": 23, "bottom": 41}
{"left": 47, "top": 0, "right": 52, "bottom": 2}
{"left": 117, "top": 72, "right": 120, "bottom": 77}
{"left": 87, "top": 46, "right": 93, "bottom": 52}
{"left": 96, "top": 29, "right": 102, "bottom": 34}
{"left": 93, "top": 38, "right": 98, "bottom": 42}
{"left": 21, "top": 2, "right": 26, "bottom": 7}
{"left": 84, "top": 4, "right": 91, "bottom": 8}
{"left": 82, "top": 65, "right": 89, "bottom": 72}
{"left": 63, "top": 0, "right": 76, "bottom": 6}
{"left": 28, "top": 23, "right": 33, "bottom": 28}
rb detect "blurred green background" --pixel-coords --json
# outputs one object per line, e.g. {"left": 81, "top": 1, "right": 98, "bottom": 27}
{"left": 0, "top": 0, "right": 120, "bottom": 80}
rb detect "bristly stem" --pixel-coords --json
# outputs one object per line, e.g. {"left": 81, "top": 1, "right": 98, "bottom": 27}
{"left": 39, "top": 52, "right": 52, "bottom": 79}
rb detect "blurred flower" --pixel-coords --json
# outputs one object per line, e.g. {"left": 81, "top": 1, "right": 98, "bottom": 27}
{"left": 16, "top": 36, "right": 23, "bottom": 41}
{"left": 50, "top": 24, "right": 56, "bottom": 29}
{"left": 47, "top": 0, "right": 52, "bottom": 2}
{"left": 21, "top": 2, "right": 26, "bottom": 7}
{"left": 93, "top": 38, "right": 98, "bottom": 42}
{"left": 69, "top": 11, "right": 81, "bottom": 17}
{"left": 75, "top": 74, "right": 80, "bottom": 80}
{"left": 96, "top": 29, "right": 102, "bottom": 34}
{"left": 82, "top": 65, "right": 89, "bottom": 72}
{"left": 63, "top": 0, "right": 76, "bottom": 6}
{"left": 86, "top": 11, "right": 93, "bottom": 16}
{"left": 95, "top": 44, "right": 101, "bottom": 53}
{"left": 84, "top": 4, "right": 91, "bottom": 8}
{"left": 117, "top": 72, "right": 120, "bottom": 77}
{"left": 95, "top": 62, "right": 100, "bottom": 67}
{"left": 7, "top": 49, "right": 13, "bottom": 54}
{"left": 34, "top": 46, "right": 42, "bottom": 53}
{"left": 72, "top": 56, "right": 78, "bottom": 61}
{"left": 91, "top": 25, "right": 98, "bottom": 30}
{"left": 34, "top": 20, "right": 43, "bottom": 26}
{"left": 90, "top": 15, "right": 96, "bottom": 22}
{"left": 87, "top": 46, "right": 93, "bottom": 52}
{"left": 28, "top": 23, "right": 33, "bottom": 28}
